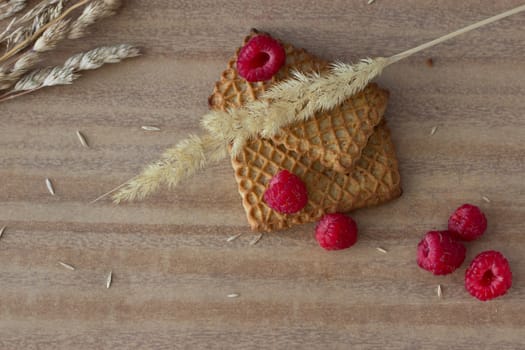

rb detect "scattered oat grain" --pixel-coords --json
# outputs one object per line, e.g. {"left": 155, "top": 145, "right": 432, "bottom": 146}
{"left": 106, "top": 271, "right": 112, "bottom": 289}
{"left": 141, "top": 126, "right": 161, "bottom": 131}
{"left": 0, "top": 225, "right": 6, "bottom": 239}
{"left": 58, "top": 261, "right": 75, "bottom": 270}
{"left": 367, "top": 0, "right": 376, "bottom": 4}
{"left": 76, "top": 130, "right": 89, "bottom": 147}
{"left": 430, "top": 126, "right": 438, "bottom": 136}
{"left": 227, "top": 293, "right": 240, "bottom": 298}
{"left": 482, "top": 196, "right": 490, "bottom": 203}
{"left": 227, "top": 232, "right": 244, "bottom": 242}
{"left": 437, "top": 284, "right": 442, "bottom": 298}
{"left": 376, "top": 247, "right": 388, "bottom": 254}
{"left": 45, "top": 178, "right": 55, "bottom": 195}
{"left": 249, "top": 233, "right": 263, "bottom": 246}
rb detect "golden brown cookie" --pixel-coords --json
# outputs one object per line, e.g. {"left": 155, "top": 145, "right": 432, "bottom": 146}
{"left": 231, "top": 121, "right": 401, "bottom": 231}
{"left": 209, "top": 30, "right": 401, "bottom": 231}
{"left": 208, "top": 30, "right": 388, "bottom": 173}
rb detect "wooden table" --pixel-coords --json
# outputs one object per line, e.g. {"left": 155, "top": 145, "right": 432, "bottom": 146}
{"left": 1, "top": 1, "right": 524, "bottom": 348}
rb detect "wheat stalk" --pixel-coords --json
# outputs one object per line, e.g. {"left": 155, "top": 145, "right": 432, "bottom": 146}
{"left": 0, "top": 0, "right": 26, "bottom": 20}
{"left": 64, "top": 43, "right": 139, "bottom": 70}
{"left": 0, "top": 44, "right": 139, "bottom": 101}
{"left": 32, "top": 17, "right": 70, "bottom": 51}
{"left": 4, "top": 0, "right": 65, "bottom": 47}
{"left": 0, "top": 2, "right": 62, "bottom": 88}
{"left": 68, "top": 0, "right": 121, "bottom": 39}
{"left": 97, "top": 4, "right": 525, "bottom": 203}
{"left": 0, "top": 0, "right": 90, "bottom": 64}
{"left": 0, "top": 17, "right": 16, "bottom": 42}
{"left": 16, "top": 0, "right": 56, "bottom": 24}
{"left": 15, "top": 0, "right": 66, "bottom": 23}
{"left": 0, "top": 50, "right": 39, "bottom": 89}
{"left": 0, "top": 18, "right": 69, "bottom": 89}
{"left": 1, "top": 0, "right": 66, "bottom": 47}
{"left": 0, "top": 19, "right": 71, "bottom": 89}
{"left": 14, "top": 65, "right": 76, "bottom": 91}
{"left": 0, "top": 0, "right": 123, "bottom": 91}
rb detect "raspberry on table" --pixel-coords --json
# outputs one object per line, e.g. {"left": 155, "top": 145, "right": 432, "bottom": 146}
{"left": 315, "top": 213, "right": 358, "bottom": 251}
{"left": 465, "top": 250, "right": 512, "bottom": 301}
{"left": 448, "top": 204, "right": 487, "bottom": 241}
{"left": 237, "top": 35, "right": 286, "bottom": 82}
{"left": 263, "top": 170, "right": 308, "bottom": 214}
{"left": 417, "top": 230, "right": 466, "bottom": 275}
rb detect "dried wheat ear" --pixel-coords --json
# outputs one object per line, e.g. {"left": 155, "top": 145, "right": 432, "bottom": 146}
{"left": 0, "top": 0, "right": 139, "bottom": 102}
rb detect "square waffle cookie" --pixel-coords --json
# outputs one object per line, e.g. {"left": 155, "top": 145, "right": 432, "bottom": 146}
{"left": 209, "top": 31, "right": 401, "bottom": 231}
{"left": 232, "top": 121, "right": 401, "bottom": 231}
{"left": 208, "top": 29, "right": 389, "bottom": 173}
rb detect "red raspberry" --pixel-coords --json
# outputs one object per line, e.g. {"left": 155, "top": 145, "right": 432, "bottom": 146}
{"left": 417, "top": 231, "right": 466, "bottom": 275}
{"left": 315, "top": 213, "right": 358, "bottom": 251}
{"left": 448, "top": 204, "right": 487, "bottom": 241}
{"left": 465, "top": 250, "right": 512, "bottom": 301}
{"left": 237, "top": 35, "right": 286, "bottom": 82}
{"left": 264, "top": 170, "right": 308, "bottom": 214}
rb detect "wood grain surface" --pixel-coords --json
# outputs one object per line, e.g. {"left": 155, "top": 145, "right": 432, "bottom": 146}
{"left": 1, "top": 1, "right": 525, "bottom": 349}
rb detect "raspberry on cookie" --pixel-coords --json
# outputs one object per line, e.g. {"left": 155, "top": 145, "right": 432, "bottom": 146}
{"left": 264, "top": 170, "right": 308, "bottom": 214}
{"left": 237, "top": 35, "right": 286, "bottom": 82}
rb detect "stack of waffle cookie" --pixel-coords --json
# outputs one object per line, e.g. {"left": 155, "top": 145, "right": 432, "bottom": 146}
{"left": 208, "top": 30, "right": 401, "bottom": 232}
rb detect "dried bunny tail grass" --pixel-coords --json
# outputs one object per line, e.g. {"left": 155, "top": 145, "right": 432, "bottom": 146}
{"left": 68, "top": 0, "right": 121, "bottom": 39}
{"left": 0, "top": 0, "right": 27, "bottom": 20}
{"left": 112, "top": 135, "right": 227, "bottom": 203}
{"left": 0, "top": 44, "right": 138, "bottom": 100}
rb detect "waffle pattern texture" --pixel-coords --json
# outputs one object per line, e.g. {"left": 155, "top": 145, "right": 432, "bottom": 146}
{"left": 209, "top": 30, "right": 402, "bottom": 231}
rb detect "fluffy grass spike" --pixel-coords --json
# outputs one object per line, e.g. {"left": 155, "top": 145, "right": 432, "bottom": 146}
{"left": 110, "top": 4, "right": 525, "bottom": 202}
{"left": 112, "top": 134, "right": 227, "bottom": 203}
